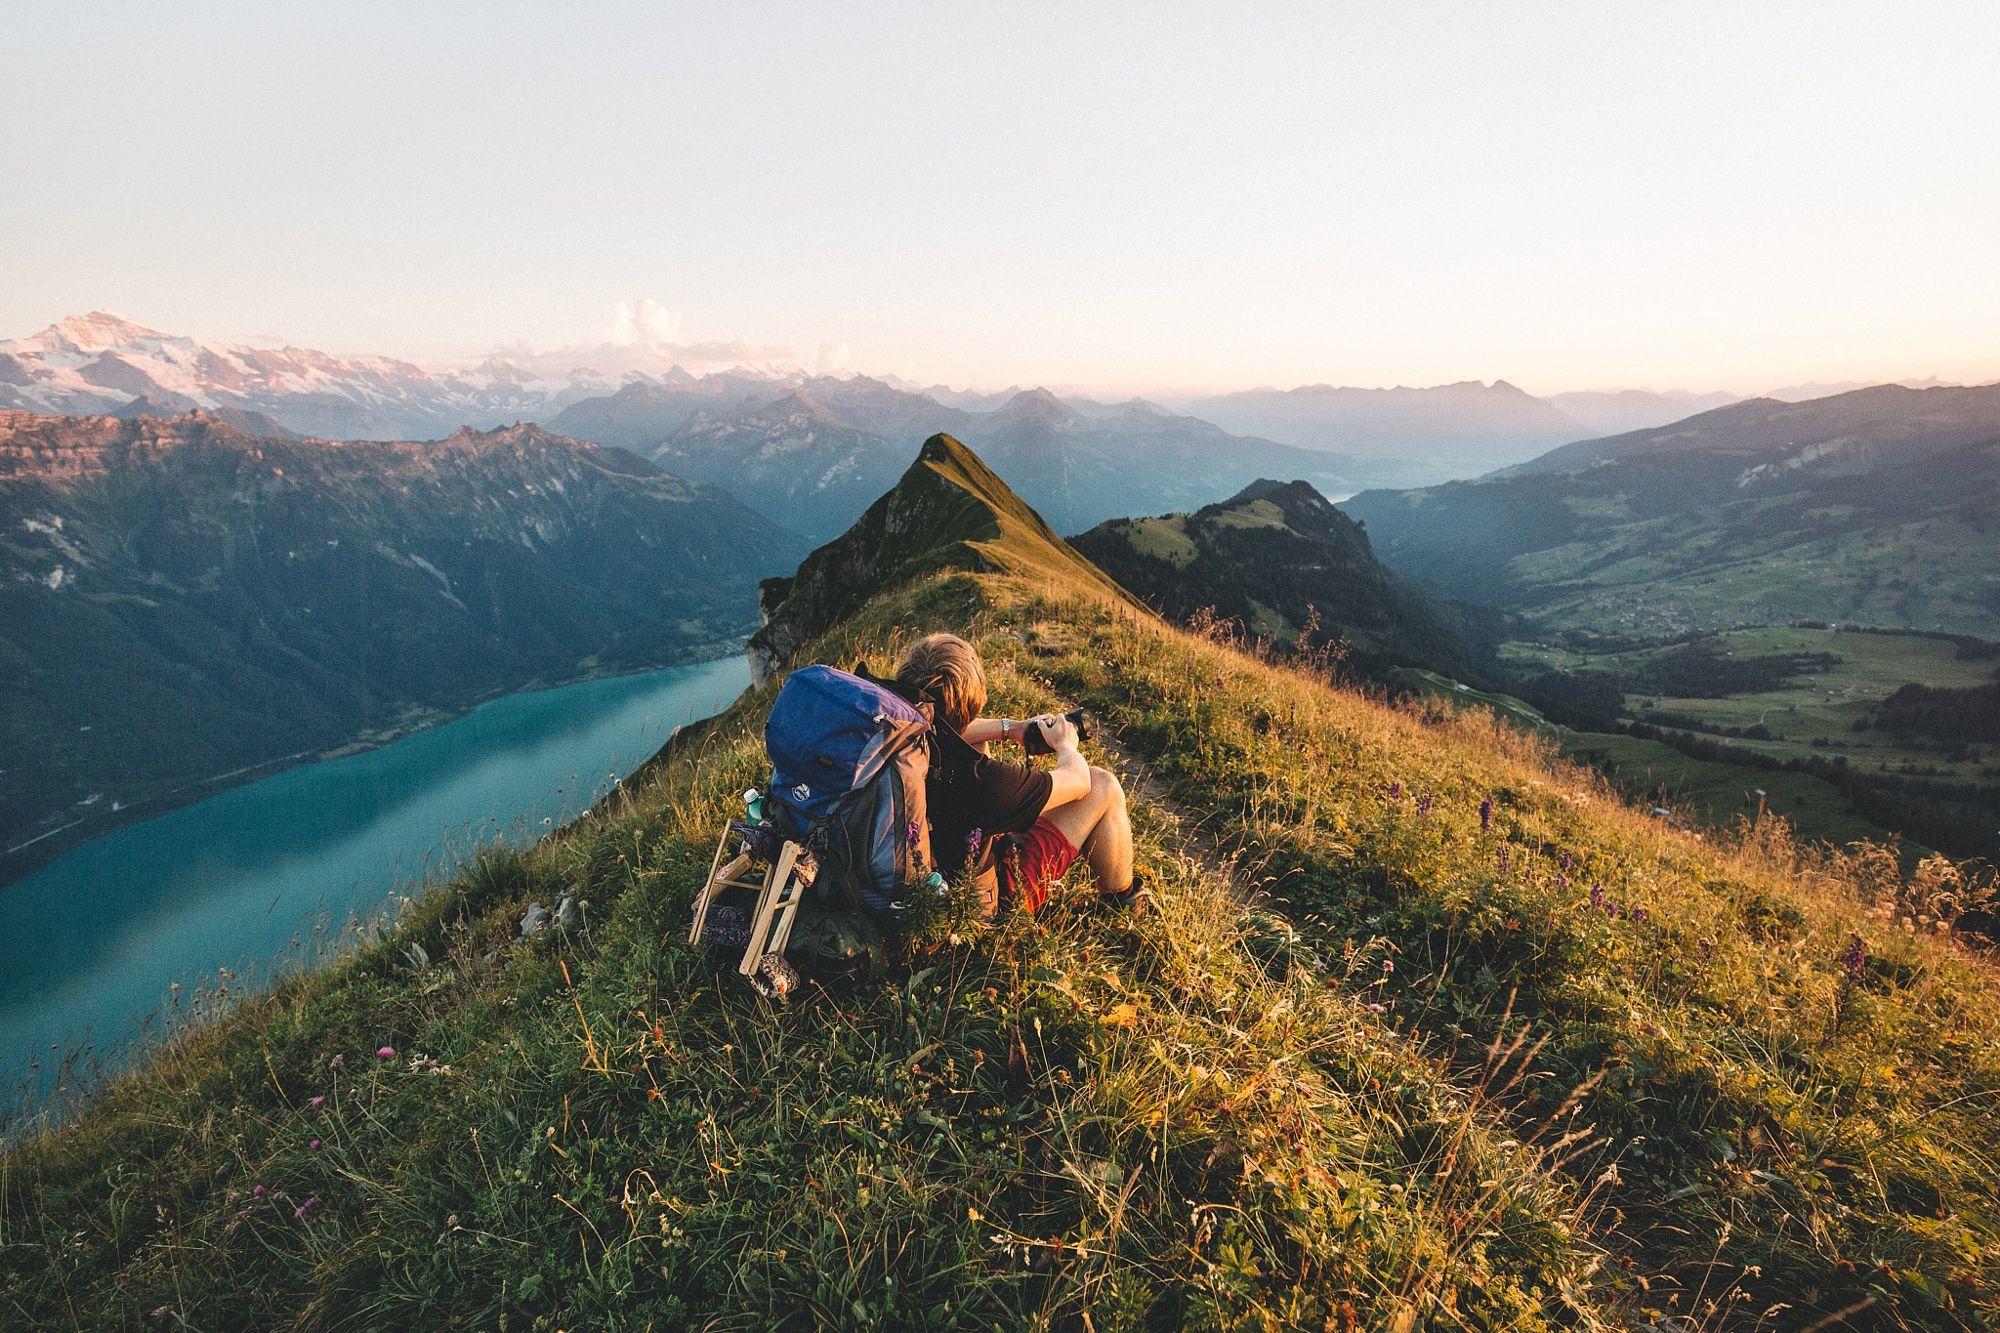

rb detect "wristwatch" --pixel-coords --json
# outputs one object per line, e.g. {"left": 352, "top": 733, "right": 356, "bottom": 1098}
{"left": 1001, "top": 718, "right": 1013, "bottom": 741}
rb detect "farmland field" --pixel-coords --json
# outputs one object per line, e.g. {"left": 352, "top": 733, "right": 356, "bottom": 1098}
{"left": 1504, "top": 626, "right": 2000, "bottom": 780}
{"left": 1558, "top": 729, "right": 1905, "bottom": 848}
{"left": 1493, "top": 626, "right": 1999, "bottom": 858}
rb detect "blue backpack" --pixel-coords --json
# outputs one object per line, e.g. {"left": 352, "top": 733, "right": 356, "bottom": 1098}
{"left": 763, "top": 665, "right": 934, "bottom": 912}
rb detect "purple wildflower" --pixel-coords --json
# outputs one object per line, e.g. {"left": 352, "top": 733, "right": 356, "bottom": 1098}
{"left": 1589, "top": 883, "right": 1605, "bottom": 912}
{"left": 1479, "top": 796, "right": 1494, "bottom": 832}
{"left": 1415, "top": 793, "right": 1433, "bottom": 816}
{"left": 309, "top": 1138, "right": 322, "bottom": 1153}
{"left": 964, "top": 827, "right": 984, "bottom": 857}
{"left": 308, "top": 1095, "right": 325, "bottom": 1109}
{"left": 1840, "top": 933, "right": 1866, "bottom": 982}
{"left": 1631, "top": 907, "right": 1649, "bottom": 925}
{"left": 1558, "top": 852, "right": 1573, "bottom": 873}
{"left": 1387, "top": 780, "right": 1403, "bottom": 800}
{"left": 1495, "top": 845, "right": 1511, "bottom": 873}
{"left": 376, "top": 1046, "right": 396, "bottom": 1060}
{"left": 328, "top": 1053, "right": 344, "bottom": 1070}
{"left": 294, "top": 1196, "right": 320, "bottom": 1221}
{"left": 252, "top": 1184, "right": 266, "bottom": 1198}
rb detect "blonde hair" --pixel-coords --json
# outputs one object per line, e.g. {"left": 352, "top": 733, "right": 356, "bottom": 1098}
{"left": 895, "top": 632, "right": 987, "bottom": 731}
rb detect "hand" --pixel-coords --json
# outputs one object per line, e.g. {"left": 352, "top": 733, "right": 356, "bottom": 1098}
{"left": 1034, "top": 712, "right": 1080, "bottom": 753}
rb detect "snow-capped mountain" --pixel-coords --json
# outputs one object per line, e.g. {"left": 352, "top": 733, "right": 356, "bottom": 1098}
{"left": 0, "top": 312, "right": 669, "bottom": 440}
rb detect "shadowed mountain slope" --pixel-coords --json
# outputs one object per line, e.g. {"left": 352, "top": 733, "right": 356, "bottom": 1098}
{"left": 1070, "top": 478, "right": 1473, "bottom": 677}
{"left": 0, "top": 410, "right": 804, "bottom": 874}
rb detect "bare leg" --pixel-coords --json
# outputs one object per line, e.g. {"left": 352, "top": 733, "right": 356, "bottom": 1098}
{"left": 1041, "top": 765, "right": 1134, "bottom": 895}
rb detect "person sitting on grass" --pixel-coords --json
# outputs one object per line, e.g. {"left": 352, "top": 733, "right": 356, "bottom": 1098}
{"left": 890, "top": 632, "right": 1147, "bottom": 917}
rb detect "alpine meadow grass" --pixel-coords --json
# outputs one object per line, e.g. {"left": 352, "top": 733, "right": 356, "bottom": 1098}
{"left": 4, "top": 455, "right": 1996, "bottom": 1328}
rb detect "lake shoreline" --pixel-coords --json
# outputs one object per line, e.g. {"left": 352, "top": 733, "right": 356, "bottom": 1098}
{"left": 0, "top": 641, "right": 750, "bottom": 890}
{"left": 1, "top": 653, "right": 753, "bottom": 1120}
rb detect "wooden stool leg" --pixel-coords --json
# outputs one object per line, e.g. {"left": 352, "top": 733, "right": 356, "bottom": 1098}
{"left": 767, "top": 860, "right": 809, "bottom": 957}
{"left": 687, "top": 826, "right": 736, "bottom": 945}
{"left": 740, "top": 841, "right": 801, "bottom": 976}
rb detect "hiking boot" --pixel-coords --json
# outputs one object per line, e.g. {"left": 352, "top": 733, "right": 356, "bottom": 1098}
{"left": 1096, "top": 867, "right": 1159, "bottom": 915}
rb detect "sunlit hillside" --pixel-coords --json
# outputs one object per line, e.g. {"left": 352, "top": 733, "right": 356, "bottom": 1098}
{"left": 4, "top": 438, "right": 1995, "bottom": 1329}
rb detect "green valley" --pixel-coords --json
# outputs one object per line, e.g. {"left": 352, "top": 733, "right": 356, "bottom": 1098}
{"left": 1506, "top": 627, "right": 1998, "bottom": 779}
{"left": 1491, "top": 627, "right": 2000, "bottom": 861}
{"left": 1342, "top": 384, "right": 2000, "bottom": 641}
{"left": 1335, "top": 386, "right": 2000, "bottom": 861}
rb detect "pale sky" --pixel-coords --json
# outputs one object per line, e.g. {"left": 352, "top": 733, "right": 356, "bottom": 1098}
{"left": 4, "top": 2, "right": 1997, "bottom": 397}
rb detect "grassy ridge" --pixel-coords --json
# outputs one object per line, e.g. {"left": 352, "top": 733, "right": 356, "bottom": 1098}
{"left": 1, "top": 574, "right": 1614, "bottom": 1329}
{"left": 5, "top": 445, "right": 1997, "bottom": 1326}
{"left": 1015, "top": 587, "right": 2000, "bottom": 1326}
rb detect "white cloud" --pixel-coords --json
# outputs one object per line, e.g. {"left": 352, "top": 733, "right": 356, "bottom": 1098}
{"left": 602, "top": 298, "right": 684, "bottom": 348}
{"left": 478, "top": 300, "right": 800, "bottom": 381}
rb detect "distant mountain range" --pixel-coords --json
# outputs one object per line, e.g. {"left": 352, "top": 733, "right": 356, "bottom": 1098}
{"left": 0, "top": 410, "right": 803, "bottom": 874}
{"left": 6, "top": 311, "right": 1980, "bottom": 531}
{"left": 0, "top": 314, "right": 1390, "bottom": 534}
{"left": 1178, "top": 380, "right": 1590, "bottom": 479}
{"left": 1070, "top": 478, "right": 1472, "bottom": 677}
{"left": 1762, "top": 375, "right": 1963, "bottom": 403}
{"left": 1341, "top": 384, "right": 2000, "bottom": 639}
{"left": 550, "top": 375, "right": 1366, "bottom": 539}
{"left": 1542, "top": 388, "right": 1743, "bottom": 438}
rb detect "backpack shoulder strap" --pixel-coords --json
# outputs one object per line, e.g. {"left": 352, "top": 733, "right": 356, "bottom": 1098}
{"left": 854, "top": 662, "right": 936, "bottom": 730}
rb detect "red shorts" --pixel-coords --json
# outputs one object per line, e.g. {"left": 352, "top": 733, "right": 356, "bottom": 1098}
{"left": 995, "top": 817, "right": 1081, "bottom": 914}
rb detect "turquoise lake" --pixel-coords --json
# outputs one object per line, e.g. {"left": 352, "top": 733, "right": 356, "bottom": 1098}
{"left": 0, "top": 655, "right": 748, "bottom": 1115}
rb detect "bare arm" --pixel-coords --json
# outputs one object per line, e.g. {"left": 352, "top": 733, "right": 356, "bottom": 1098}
{"left": 960, "top": 716, "right": 1023, "bottom": 746}
{"left": 1034, "top": 715, "right": 1092, "bottom": 809}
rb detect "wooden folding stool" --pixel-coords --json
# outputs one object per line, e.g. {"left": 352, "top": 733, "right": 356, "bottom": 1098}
{"left": 687, "top": 824, "right": 812, "bottom": 979}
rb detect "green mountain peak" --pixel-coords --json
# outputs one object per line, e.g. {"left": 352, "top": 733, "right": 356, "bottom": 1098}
{"left": 1070, "top": 477, "right": 1473, "bottom": 676}
{"left": 748, "top": 433, "right": 1127, "bottom": 680}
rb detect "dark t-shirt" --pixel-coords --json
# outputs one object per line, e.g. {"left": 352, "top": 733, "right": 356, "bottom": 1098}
{"left": 925, "top": 722, "right": 1052, "bottom": 880}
